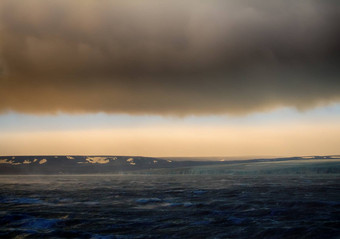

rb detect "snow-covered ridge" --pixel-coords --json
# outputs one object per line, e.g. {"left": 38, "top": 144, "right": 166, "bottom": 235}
{"left": 0, "top": 158, "right": 48, "bottom": 165}
{"left": 0, "top": 156, "right": 174, "bottom": 166}
{"left": 0, "top": 155, "right": 221, "bottom": 175}
{"left": 0, "top": 155, "right": 337, "bottom": 175}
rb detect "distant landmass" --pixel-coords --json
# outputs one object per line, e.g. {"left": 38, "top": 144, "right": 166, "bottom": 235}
{"left": 0, "top": 155, "right": 339, "bottom": 175}
{"left": 0, "top": 156, "right": 220, "bottom": 174}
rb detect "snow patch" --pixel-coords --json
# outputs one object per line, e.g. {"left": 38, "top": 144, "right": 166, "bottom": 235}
{"left": 66, "top": 156, "right": 75, "bottom": 160}
{"left": 86, "top": 157, "right": 109, "bottom": 164}
{"left": 153, "top": 160, "right": 158, "bottom": 164}
{"left": 0, "top": 159, "right": 21, "bottom": 165}
{"left": 127, "top": 158, "right": 136, "bottom": 165}
{"left": 0, "top": 159, "right": 9, "bottom": 164}
{"left": 33, "top": 159, "right": 38, "bottom": 162}
{"left": 167, "top": 160, "right": 172, "bottom": 163}
{"left": 39, "top": 159, "right": 47, "bottom": 164}
{"left": 23, "top": 160, "right": 31, "bottom": 164}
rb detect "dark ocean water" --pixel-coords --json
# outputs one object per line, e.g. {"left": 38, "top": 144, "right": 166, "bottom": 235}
{"left": 0, "top": 174, "right": 339, "bottom": 238}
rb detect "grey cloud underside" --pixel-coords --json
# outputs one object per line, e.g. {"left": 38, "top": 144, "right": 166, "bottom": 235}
{"left": 0, "top": 0, "right": 339, "bottom": 115}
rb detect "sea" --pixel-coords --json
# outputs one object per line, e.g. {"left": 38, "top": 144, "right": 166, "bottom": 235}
{"left": 0, "top": 174, "right": 339, "bottom": 238}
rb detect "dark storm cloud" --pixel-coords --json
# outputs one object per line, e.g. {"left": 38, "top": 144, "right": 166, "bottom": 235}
{"left": 0, "top": 0, "right": 339, "bottom": 115}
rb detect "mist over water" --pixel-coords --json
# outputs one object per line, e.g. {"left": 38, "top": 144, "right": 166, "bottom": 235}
{"left": 0, "top": 172, "right": 339, "bottom": 238}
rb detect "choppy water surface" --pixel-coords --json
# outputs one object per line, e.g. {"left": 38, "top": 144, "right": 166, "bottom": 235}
{"left": 0, "top": 175, "right": 339, "bottom": 238}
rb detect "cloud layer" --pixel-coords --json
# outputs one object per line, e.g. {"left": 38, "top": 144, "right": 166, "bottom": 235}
{"left": 0, "top": 0, "right": 339, "bottom": 115}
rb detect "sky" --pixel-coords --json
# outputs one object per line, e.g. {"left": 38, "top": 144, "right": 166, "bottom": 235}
{"left": 0, "top": 0, "right": 339, "bottom": 157}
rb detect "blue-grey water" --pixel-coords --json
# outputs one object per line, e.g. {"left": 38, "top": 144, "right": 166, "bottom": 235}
{"left": 0, "top": 174, "right": 339, "bottom": 238}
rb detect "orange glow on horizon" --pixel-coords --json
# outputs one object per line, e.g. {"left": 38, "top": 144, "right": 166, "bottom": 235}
{"left": 1, "top": 121, "right": 339, "bottom": 157}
